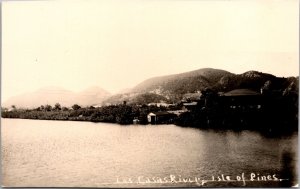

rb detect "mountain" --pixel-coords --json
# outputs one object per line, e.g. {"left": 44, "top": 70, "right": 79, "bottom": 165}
{"left": 214, "top": 70, "right": 298, "bottom": 93}
{"left": 132, "top": 68, "right": 234, "bottom": 100}
{"left": 2, "top": 86, "right": 110, "bottom": 108}
{"left": 4, "top": 68, "right": 298, "bottom": 108}
{"left": 75, "top": 86, "right": 111, "bottom": 106}
{"left": 104, "top": 68, "right": 298, "bottom": 105}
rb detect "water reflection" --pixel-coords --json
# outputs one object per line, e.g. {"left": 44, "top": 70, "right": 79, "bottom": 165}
{"left": 1, "top": 119, "right": 298, "bottom": 187}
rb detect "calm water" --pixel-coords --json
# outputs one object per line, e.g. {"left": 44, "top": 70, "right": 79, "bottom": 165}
{"left": 1, "top": 119, "right": 298, "bottom": 187}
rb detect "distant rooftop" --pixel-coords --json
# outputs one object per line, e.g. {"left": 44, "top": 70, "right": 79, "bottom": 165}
{"left": 223, "top": 89, "right": 260, "bottom": 96}
{"left": 183, "top": 102, "right": 198, "bottom": 106}
{"left": 148, "top": 111, "right": 175, "bottom": 116}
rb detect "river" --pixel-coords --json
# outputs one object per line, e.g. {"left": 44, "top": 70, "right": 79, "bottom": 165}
{"left": 1, "top": 118, "right": 298, "bottom": 187}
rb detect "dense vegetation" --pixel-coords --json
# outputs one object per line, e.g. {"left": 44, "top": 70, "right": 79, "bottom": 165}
{"left": 1, "top": 103, "right": 178, "bottom": 125}
{"left": 175, "top": 89, "right": 298, "bottom": 134}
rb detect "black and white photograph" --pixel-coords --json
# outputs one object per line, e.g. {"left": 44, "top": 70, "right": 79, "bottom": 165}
{"left": 1, "top": 0, "right": 298, "bottom": 187}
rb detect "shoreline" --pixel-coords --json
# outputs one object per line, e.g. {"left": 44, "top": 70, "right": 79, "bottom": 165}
{"left": 1, "top": 115, "right": 297, "bottom": 137}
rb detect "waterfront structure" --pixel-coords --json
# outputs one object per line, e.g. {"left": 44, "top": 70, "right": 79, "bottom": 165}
{"left": 147, "top": 111, "right": 177, "bottom": 124}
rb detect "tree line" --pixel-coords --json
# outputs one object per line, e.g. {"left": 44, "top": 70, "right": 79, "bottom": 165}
{"left": 175, "top": 88, "right": 298, "bottom": 135}
{"left": 1, "top": 103, "right": 179, "bottom": 125}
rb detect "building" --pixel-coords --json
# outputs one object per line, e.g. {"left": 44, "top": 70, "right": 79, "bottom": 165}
{"left": 147, "top": 111, "right": 177, "bottom": 124}
{"left": 219, "top": 89, "right": 263, "bottom": 110}
{"left": 182, "top": 102, "right": 198, "bottom": 111}
{"left": 147, "top": 102, "right": 175, "bottom": 107}
{"left": 167, "top": 110, "right": 187, "bottom": 116}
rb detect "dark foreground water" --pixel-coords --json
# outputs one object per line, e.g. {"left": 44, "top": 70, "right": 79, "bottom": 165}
{"left": 1, "top": 118, "right": 298, "bottom": 187}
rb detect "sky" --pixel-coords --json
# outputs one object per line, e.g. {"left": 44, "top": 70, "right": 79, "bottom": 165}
{"left": 2, "top": 0, "right": 299, "bottom": 102}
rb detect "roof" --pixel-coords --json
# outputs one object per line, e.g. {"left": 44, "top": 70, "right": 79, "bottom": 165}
{"left": 183, "top": 102, "right": 198, "bottom": 106}
{"left": 148, "top": 111, "right": 175, "bottom": 116}
{"left": 223, "top": 89, "right": 260, "bottom": 96}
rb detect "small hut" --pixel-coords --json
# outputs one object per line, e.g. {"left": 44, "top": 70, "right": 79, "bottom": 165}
{"left": 147, "top": 111, "right": 177, "bottom": 124}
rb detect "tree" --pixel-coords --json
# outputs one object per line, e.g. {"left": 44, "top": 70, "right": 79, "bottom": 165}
{"left": 115, "top": 105, "right": 133, "bottom": 124}
{"left": 54, "top": 103, "right": 61, "bottom": 111}
{"left": 72, "top": 104, "right": 81, "bottom": 110}
{"left": 11, "top": 105, "right": 16, "bottom": 110}
{"left": 44, "top": 104, "right": 52, "bottom": 111}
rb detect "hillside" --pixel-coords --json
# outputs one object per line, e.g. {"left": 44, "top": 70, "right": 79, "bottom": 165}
{"left": 128, "top": 68, "right": 298, "bottom": 103}
{"left": 102, "top": 68, "right": 298, "bottom": 105}
{"left": 132, "top": 68, "right": 234, "bottom": 100}
{"left": 213, "top": 71, "right": 298, "bottom": 93}
{"left": 3, "top": 86, "right": 110, "bottom": 108}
